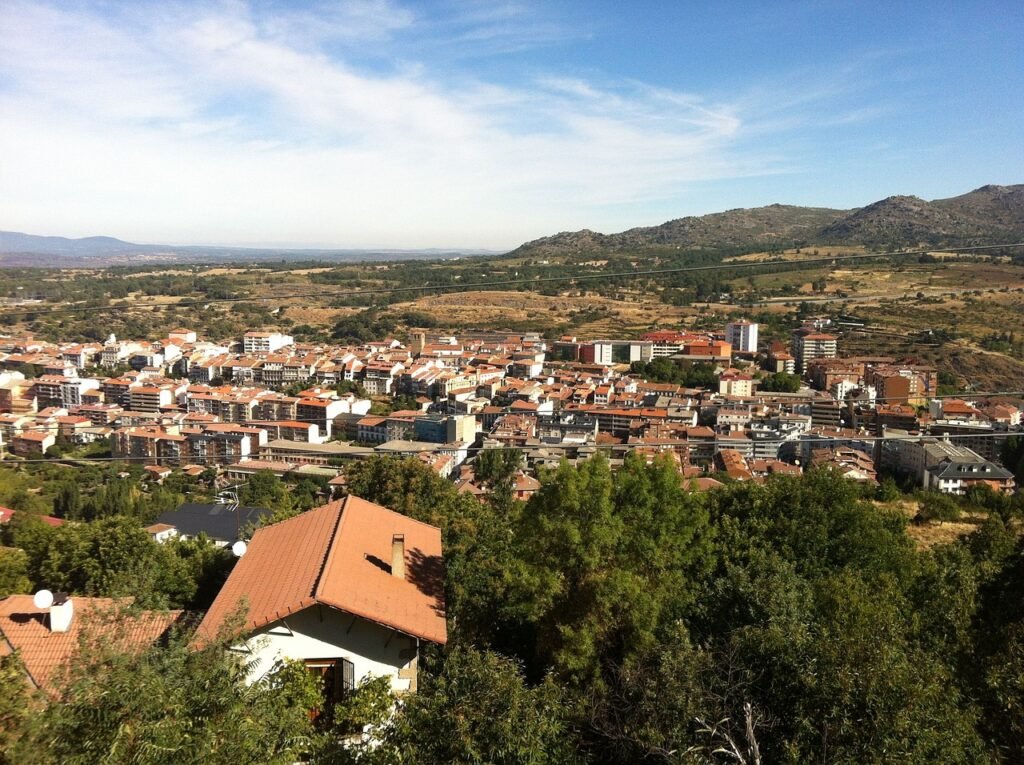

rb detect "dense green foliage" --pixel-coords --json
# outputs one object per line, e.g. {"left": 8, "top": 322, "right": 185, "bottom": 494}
{"left": 1, "top": 513, "right": 234, "bottom": 610}
{"left": 334, "top": 456, "right": 1024, "bottom": 763}
{"left": 629, "top": 358, "right": 717, "bottom": 387}
{"left": 757, "top": 371, "right": 802, "bottom": 392}
{"left": 2, "top": 455, "right": 1024, "bottom": 763}
{"left": 1, "top": 619, "right": 323, "bottom": 765}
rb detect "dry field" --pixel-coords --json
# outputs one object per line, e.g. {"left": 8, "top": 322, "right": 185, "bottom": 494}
{"left": 390, "top": 290, "right": 692, "bottom": 337}
{"left": 282, "top": 305, "right": 352, "bottom": 325}
{"left": 723, "top": 245, "right": 868, "bottom": 263}
{"left": 890, "top": 500, "right": 990, "bottom": 551}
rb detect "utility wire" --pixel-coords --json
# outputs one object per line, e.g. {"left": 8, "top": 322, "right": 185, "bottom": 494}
{"left": 2, "top": 242, "right": 1022, "bottom": 320}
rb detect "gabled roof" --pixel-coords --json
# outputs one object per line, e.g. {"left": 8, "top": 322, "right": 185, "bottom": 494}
{"left": 0, "top": 595, "right": 181, "bottom": 694}
{"left": 195, "top": 496, "right": 446, "bottom": 645}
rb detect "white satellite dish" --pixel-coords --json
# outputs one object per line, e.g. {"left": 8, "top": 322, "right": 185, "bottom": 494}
{"left": 231, "top": 541, "right": 247, "bottom": 558}
{"left": 33, "top": 589, "right": 54, "bottom": 609}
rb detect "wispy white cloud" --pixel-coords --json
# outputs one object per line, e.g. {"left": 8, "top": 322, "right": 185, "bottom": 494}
{"left": 258, "top": 0, "right": 415, "bottom": 45}
{"left": 0, "top": 0, "right": 870, "bottom": 248}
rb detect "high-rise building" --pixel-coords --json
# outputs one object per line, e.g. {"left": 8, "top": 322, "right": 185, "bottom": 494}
{"left": 726, "top": 321, "right": 759, "bottom": 354}
{"left": 791, "top": 327, "right": 837, "bottom": 373}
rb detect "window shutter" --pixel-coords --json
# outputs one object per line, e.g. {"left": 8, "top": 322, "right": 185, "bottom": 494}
{"left": 342, "top": 658, "right": 355, "bottom": 695}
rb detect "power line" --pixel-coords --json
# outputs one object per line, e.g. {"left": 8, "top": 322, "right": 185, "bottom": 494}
{"left": 3, "top": 242, "right": 1022, "bottom": 321}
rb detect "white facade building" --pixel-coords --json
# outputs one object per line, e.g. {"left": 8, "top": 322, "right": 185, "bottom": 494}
{"left": 243, "top": 331, "right": 294, "bottom": 354}
{"left": 195, "top": 496, "right": 446, "bottom": 703}
{"left": 726, "top": 321, "right": 759, "bottom": 354}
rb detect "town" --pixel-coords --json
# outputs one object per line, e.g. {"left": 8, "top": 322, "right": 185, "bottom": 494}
{"left": 0, "top": 318, "right": 1017, "bottom": 504}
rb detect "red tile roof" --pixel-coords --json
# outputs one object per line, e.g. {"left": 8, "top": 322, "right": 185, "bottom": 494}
{"left": 0, "top": 595, "right": 181, "bottom": 694}
{"left": 195, "top": 496, "right": 446, "bottom": 646}
{"left": 0, "top": 508, "right": 65, "bottom": 527}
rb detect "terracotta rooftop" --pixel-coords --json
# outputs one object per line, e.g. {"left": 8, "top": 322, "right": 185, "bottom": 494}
{"left": 0, "top": 595, "right": 181, "bottom": 694}
{"left": 0, "top": 508, "right": 64, "bottom": 527}
{"left": 195, "top": 496, "right": 446, "bottom": 646}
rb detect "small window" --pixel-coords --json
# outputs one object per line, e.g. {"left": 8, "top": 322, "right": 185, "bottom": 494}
{"left": 305, "top": 658, "right": 356, "bottom": 724}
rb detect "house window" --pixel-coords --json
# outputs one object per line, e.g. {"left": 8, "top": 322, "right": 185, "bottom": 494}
{"left": 305, "top": 658, "right": 355, "bottom": 723}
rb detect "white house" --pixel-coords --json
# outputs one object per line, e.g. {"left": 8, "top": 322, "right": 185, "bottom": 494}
{"left": 194, "top": 496, "right": 446, "bottom": 701}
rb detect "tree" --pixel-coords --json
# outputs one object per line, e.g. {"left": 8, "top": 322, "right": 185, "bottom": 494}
{"left": 12, "top": 517, "right": 203, "bottom": 609}
{"left": 0, "top": 548, "right": 30, "bottom": 598}
{"left": 1000, "top": 435, "right": 1024, "bottom": 485}
{"left": 238, "top": 471, "right": 294, "bottom": 516}
{"left": 32, "top": 624, "right": 322, "bottom": 765}
{"left": 472, "top": 447, "right": 523, "bottom": 504}
{"left": 917, "top": 492, "right": 961, "bottom": 524}
{"left": 165, "top": 536, "right": 237, "bottom": 611}
{"left": 582, "top": 624, "right": 717, "bottom": 763}
{"left": 757, "top": 372, "right": 801, "bottom": 393}
{"left": 79, "top": 477, "right": 139, "bottom": 521}
{"left": 344, "top": 457, "right": 472, "bottom": 528}
{"left": 629, "top": 358, "right": 717, "bottom": 388}
{"left": 383, "top": 647, "right": 580, "bottom": 765}
{"left": 512, "top": 453, "right": 711, "bottom": 685}
{"left": 52, "top": 482, "right": 81, "bottom": 519}
{"left": 0, "top": 652, "right": 36, "bottom": 763}
{"left": 875, "top": 476, "right": 902, "bottom": 502}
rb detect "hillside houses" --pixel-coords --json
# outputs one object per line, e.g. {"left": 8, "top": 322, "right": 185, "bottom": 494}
{"left": 0, "top": 323, "right": 1018, "bottom": 496}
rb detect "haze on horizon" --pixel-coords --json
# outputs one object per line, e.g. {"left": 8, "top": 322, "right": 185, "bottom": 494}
{"left": 1, "top": 0, "right": 1022, "bottom": 251}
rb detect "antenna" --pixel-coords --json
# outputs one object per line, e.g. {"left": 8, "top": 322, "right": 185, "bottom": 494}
{"left": 33, "top": 589, "right": 54, "bottom": 609}
{"left": 231, "top": 540, "right": 247, "bottom": 557}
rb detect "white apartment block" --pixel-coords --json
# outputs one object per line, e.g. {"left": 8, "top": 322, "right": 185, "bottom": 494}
{"left": 726, "top": 321, "right": 759, "bottom": 354}
{"left": 792, "top": 330, "right": 837, "bottom": 374}
{"left": 243, "top": 331, "right": 294, "bottom": 354}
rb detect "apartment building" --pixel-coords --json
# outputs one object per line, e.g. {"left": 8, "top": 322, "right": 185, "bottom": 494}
{"left": 579, "top": 342, "right": 614, "bottom": 366}
{"left": 186, "top": 423, "right": 267, "bottom": 465}
{"left": 243, "top": 331, "right": 293, "bottom": 354}
{"left": 112, "top": 427, "right": 186, "bottom": 465}
{"left": 791, "top": 327, "right": 838, "bottom": 374}
{"left": 725, "top": 321, "right": 759, "bottom": 354}
{"left": 127, "top": 385, "right": 177, "bottom": 413}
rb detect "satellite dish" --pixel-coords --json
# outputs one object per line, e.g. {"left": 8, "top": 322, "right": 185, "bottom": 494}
{"left": 231, "top": 541, "right": 247, "bottom": 558}
{"left": 33, "top": 589, "right": 54, "bottom": 609}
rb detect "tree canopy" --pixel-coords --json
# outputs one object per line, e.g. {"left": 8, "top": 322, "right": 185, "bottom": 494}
{"left": 2, "top": 456, "right": 1024, "bottom": 763}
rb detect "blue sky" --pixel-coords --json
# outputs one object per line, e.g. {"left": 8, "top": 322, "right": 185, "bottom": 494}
{"left": 1, "top": 0, "right": 1022, "bottom": 249}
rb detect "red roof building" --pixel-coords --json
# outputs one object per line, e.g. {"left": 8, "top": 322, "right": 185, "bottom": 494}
{"left": 195, "top": 495, "right": 445, "bottom": 696}
{"left": 0, "top": 595, "right": 181, "bottom": 695}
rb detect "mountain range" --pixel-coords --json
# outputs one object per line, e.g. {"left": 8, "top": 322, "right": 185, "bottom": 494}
{"left": 3, "top": 184, "right": 1022, "bottom": 266}
{"left": 511, "top": 184, "right": 1024, "bottom": 256}
{"left": 0, "top": 232, "right": 497, "bottom": 268}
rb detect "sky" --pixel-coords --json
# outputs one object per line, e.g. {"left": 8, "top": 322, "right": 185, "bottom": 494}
{"left": 1, "top": 0, "right": 1022, "bottom": 250}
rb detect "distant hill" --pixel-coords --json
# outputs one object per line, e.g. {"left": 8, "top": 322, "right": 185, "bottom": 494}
{"left": 0, "top": 231, "right": 498, "bottom": 267}
{"left": 512, "top": 184, "right": 1024, "bottom": 255}
{"left": 0, "top": 232, "right": 151, "bottom": 257}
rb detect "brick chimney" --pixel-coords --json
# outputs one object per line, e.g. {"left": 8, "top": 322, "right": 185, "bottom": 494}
{"left": 391, "top": 534, "right": 406, "bottom": 580}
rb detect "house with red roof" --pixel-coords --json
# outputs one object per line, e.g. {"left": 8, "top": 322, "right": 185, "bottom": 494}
{"left": 194, "top": 495, "right": 445, "bottom": 701}
{"left": 0, "top": 507, "right": 65, "bottom": 527}
{"left": 0, "top": 594, "right": 181, "bottom": 696}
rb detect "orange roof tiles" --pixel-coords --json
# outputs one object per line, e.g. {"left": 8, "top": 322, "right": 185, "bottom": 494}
{"left": 0, "top": 595, "right": 181, "bottom": 694}
{"left": 196, "top": 502, "right": 340, "bottom": 645}
{"left": 317, "top": 497, "right": 445, "bottom": 644}
{"left": 196, "top": 496, "right": 446, "bottom": 646}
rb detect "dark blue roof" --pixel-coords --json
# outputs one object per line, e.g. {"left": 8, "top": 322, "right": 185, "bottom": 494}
{"left": 156, "top": 503, "right": 273, "bottom": 542}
